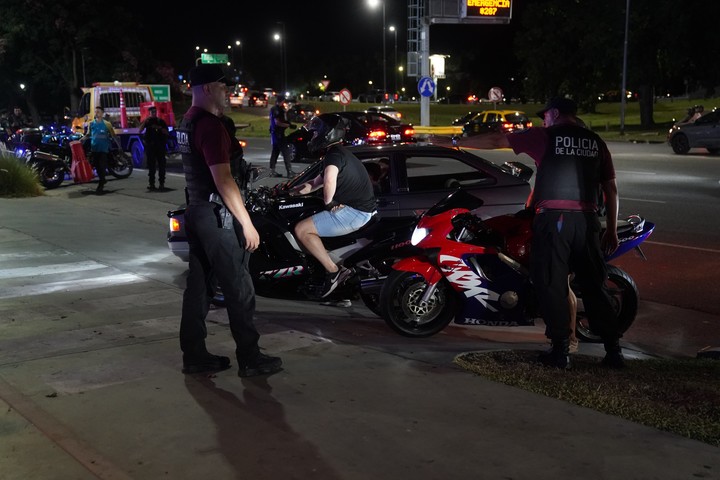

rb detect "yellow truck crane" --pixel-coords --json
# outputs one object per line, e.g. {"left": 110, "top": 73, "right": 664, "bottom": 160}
{"left": 71, "top": 82, "right": 177, "bottom": 167}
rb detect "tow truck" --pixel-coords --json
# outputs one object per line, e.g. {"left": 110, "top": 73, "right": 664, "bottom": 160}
{"left": 71, "top": 82, "right": 179, "bottom": 167}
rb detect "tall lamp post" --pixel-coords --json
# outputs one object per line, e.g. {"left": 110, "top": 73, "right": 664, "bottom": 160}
{"left": 368, "top": 0, "right": 386, "bottom": 100}
{"left": 620, "top": 0, "right": 630, "bottom": 135}
{"left": 389, "top": 25, "right": 397, "bottom": 97}
{"left": 273, "top": 23, "right": 287, "bottom": 93}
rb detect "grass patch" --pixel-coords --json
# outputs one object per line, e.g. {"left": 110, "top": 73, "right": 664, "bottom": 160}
{"left": 454, "top": 350, "right": 720, "bottom": 447}
{"left": 0, "top": 152, "right": 44, "bottom": 198}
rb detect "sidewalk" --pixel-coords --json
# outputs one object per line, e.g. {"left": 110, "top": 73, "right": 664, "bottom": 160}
{"left": 1, "top": 171, "right": 718, "bottom": 479}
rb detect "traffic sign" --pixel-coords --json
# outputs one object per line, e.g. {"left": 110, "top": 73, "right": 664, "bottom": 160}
{"left": 339, "top": 88, "right": 352, "bottom": 105}
{"left": 418, "top": 77, "right": 435, "bottom": 97}
{"left": 489, "top": 87, "right": 503, "bottom": 102}
{"left": 201, "top": 53, "right": 228, "bottom": 64}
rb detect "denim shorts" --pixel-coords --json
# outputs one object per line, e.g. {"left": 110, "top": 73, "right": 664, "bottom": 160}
{"left": 312, "top": 205, "right": 374, "bottom": 237}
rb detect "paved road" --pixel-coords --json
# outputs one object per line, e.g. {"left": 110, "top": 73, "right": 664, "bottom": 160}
{"left": 1, "top": 169, "right": 718, "bottom": 479}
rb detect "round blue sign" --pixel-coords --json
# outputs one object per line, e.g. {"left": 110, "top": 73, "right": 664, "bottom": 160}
{"left": 418, "top": 77, "right": 435, "bottom": 97}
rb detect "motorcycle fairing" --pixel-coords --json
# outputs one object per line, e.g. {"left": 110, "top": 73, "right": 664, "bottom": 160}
{"left": 440, "top": 252, "right": 534, "bottom": 327}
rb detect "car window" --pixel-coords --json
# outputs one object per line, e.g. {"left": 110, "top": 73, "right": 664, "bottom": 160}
{"left": 695, "top": 111, "right": 720, "bottom": 124}
{"left": 504, "top": 113, "right": 529, "bottom": 123}
{"left": 403, "top": 155, "right": 496, "bottom": 192}
{"left": 485, "top": 113, "right": 499, "bottom": 123}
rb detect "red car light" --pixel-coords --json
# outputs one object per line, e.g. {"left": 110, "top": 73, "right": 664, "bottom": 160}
{"left": 170, "top": 217, "right": 181, "bottom": 232}
{"left": 239, "top": 139, "right": 247, "bottom": 148}
{"left": 501, "top": 122, "right": 514, "bottom": 130}
{"left": 403, "top": 127, "right": 415, "bottom": 137}
{"left": 368, "top": 130, "right": 387, "bottom": 141}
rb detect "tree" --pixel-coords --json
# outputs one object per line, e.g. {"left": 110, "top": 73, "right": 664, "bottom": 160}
{"left": 0, "top": 0, "right": 153, "bottom": 122}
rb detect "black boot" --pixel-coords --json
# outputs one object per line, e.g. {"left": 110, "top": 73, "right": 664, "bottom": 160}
{"left": 602, "top": 338, "right": 625, "bottom": 369}
{"left": 538, "top": 338, "right": 571, "bottom": 369}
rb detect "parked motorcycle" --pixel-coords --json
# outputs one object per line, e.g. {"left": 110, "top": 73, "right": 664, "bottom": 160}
{"left": 378, "top": 188, "right": 655, "bottom": 341}
{"left": 168, "top": 163, "right": 418, "bottom": 313}
{"left": 243, "top": 182, "right": 418, "bottom": 313}
{"left": 26, "top": 135, "right": 132, "bottom": 189}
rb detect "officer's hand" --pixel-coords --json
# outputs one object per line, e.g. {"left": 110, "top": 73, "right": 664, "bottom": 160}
{"left": 601, "top": 230, "right": 619, "bottom": 257}
{"left": 244, "top": 224, "right": 260, "bottom": 252}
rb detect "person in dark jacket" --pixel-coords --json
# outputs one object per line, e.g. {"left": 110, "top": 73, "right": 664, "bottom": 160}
{"left": 138, "top": 106, "right": 169, "bottom": 191}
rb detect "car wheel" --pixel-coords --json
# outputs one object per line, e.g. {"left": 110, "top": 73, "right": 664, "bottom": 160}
{"left": 670, "top": 134, "right": 691, "bottom": 154}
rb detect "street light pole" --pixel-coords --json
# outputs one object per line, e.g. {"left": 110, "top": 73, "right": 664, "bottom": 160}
{"left": 620, "top": 0, "right": 630, "bottom": 135}
{"left": 368, "top": 0, "right": 386, "bottom": 100}
{"left": 235, "top": 40, "right": 243, "bottom": 78}
{"left": 389, "top": 25, "right": 397, "bottom": 97}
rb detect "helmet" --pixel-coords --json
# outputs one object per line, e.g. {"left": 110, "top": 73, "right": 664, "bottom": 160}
{"left": 307, "top": 114, "right": 348, "bottom": 154}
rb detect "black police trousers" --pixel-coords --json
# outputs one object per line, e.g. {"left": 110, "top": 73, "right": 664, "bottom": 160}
{"left": 269, "top": 131, "right": 291, "bottom": 172}
{"left": 530, "top": 210, "right": 619, "bottom": 340}
{"left": 179, "top": 203, "right": 260, "bottom": 361}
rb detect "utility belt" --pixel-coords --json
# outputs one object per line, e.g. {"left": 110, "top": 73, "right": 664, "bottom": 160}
{"left": 209, "top": 193, "right": 234, "bottom": 230}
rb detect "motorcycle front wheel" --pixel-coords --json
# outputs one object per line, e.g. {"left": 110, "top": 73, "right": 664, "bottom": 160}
{"left": 574, "top": 265, "right": 639, "bottom": 343}
{"left": 108, "top": 151, "right": 133, "bottom": 179}
{"left": 379, "top": 271, "right": 457, "bottom": 338}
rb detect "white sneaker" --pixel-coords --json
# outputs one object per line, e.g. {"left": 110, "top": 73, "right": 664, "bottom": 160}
{"left": 320, "top": 267, "right": 352, "bottom": 298}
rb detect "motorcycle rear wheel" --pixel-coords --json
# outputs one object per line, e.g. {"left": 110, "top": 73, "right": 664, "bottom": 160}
{"left": 379, "top": 271, "right": 456, "bottom": 338}
{"left": 37, "top": 164, "right": 66, "bottom": 189}
{"left": 574, "top": 265, "right": 638, "bottom": 343}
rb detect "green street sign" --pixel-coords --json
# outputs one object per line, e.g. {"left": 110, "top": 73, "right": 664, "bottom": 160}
{"left": 150, "top": 85, "right": 170, "bottom": 102}
{"left": 201, "top": 53, "right": 229, "bottom": 64}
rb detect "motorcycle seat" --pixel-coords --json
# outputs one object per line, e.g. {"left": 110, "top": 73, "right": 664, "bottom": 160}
{"left": 322, "top": 214, "right": 380, "bottom": 250}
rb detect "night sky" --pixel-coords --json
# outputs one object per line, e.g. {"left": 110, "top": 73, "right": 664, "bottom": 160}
{"left": 142, "top": 1, "right": 522, "bottom": 94}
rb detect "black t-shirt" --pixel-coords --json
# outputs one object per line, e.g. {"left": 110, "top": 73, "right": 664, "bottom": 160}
{"left": 142, "top": 116, "right": 169, "bottom": 147}
{"left": 323, "top": 145, "right": 376, "bottom": 213}
{"left": 269, "top": 105, "right": 287, "bottom": 136}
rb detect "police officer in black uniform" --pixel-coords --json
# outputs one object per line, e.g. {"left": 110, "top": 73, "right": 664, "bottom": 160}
{"left": 268, "top": 94, "right": 295, "bottom": 178}
{"left": 176, "top": 64, "right": 282, "bottom": 377}
{"left": 507, "top": 97, "right": 622, "bottom": 369}
{"left": 138, "top": 106, "right": 169, "bottom": 191}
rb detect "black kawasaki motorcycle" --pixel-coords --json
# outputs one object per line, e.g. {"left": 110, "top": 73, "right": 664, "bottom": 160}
{"left": 168, "top": 165, "right": 418, "bottom": 313}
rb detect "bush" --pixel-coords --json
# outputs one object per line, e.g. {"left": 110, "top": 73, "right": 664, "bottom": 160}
{"left": 0, "top": 151, "right": 44, "bottom": 197}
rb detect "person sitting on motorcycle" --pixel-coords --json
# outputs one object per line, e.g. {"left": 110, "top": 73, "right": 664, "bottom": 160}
{"left": 290, "top": 114, "right": 377, "bottom": 298}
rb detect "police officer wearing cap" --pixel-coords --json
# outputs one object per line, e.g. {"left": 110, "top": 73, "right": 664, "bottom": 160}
{"left": 176, "top": 64, "right": 282, "bottom": 377}
{"left": 138, "top": 105, "right": 169, "bottom": 190}
{"left": 506, "top": 97, "right": 623, "bottom": 370}
{"left": 268, "top": 94, "right": 295, "bottom": 178}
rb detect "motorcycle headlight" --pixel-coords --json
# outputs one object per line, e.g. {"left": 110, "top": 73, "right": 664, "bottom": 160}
{"left": 411, "top": 227, "right": 429, "bottom": 246}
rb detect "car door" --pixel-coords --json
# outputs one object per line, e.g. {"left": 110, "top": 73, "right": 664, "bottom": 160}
{"left": 689, "top": 111, "right": 720, "bottom": 148}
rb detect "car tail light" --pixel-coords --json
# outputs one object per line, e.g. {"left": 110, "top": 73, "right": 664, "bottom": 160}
{"left": 501, "top": 122, "right": 514, "bottom": 130}
{"left": 403, "top": 127, "right": 415, "bottom": 137}
{"left": 239, "top": 139, "right": 247, "bottom": 148}
{"left": 368, "top": 130, "right": 387, "bottom": 141}
{"left": 170, "top": 217, "right": 181, "bottom": 232}
{"left": 527, "top": 121, "right": 533, "bottom": 128}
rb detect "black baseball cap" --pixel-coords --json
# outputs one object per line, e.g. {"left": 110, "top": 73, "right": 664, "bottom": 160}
{"left": 189, "top": 64, "right": 232, "bottom": 86}
{"left": 537, "top": 97, "right": 577, "bottom": 118}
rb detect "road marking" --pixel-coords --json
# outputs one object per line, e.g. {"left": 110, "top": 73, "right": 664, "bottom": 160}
{"left": 645, "top": 241, "right": 720, "bottom": 254}
{"left": 622, "top": 197, "right": 666, "bottom": 203}
{"left": 616, "top": 170, "right": 656, "bottom": 175}
{"left": 0, "top": 261, "right": 107, "bottom": 279}
{"left": 0, "top": 273, "right": 145, "bottom": 300}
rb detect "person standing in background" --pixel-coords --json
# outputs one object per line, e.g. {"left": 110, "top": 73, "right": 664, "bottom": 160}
{"left": 138, "top": 106, "right": 169, "bottom": 191}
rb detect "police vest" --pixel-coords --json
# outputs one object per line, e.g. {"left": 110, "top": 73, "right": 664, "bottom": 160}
{"left": 533, "top": 124, "right": 603, "bottom": 205}
{"left": 177, "top": 109, "right": 221, "bottom": 205}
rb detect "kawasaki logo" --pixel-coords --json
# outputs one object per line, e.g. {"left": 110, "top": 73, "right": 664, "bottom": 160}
{"left": 279, "top": 202, "right": 304, "bottom": 210}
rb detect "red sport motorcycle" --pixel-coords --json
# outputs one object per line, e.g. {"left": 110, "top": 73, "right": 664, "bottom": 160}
{"left": 378, "top": 188, "right": 655, "bottom": 342}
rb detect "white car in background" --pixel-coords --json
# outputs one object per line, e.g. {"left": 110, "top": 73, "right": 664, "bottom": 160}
{"left": 365, "top": 105, "right": 402, "bottom": 121}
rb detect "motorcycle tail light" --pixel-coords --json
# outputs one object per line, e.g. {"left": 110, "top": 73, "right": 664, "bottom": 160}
{"left": 170, "top": 217, "right": 181, "bottom": 232}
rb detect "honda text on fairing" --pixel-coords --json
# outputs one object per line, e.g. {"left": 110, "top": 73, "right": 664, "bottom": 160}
{"left": 378, "top": 186, "right": 655, "bottom": 341}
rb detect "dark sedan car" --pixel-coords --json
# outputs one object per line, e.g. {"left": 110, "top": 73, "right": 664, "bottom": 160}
{"left": 667, "top": 107, "right": 720, "bottom": 155}
{"left": 455, "top": 110, "right": 532, "bottom": 137}
{"left": 286, "top": 103, "right": 318, "bottom": 124}
{"left": 285, "top": 111, "right": 415, "bottom": 164}
{"left": 167, "top": 143, "right": 531, "bottom": 260}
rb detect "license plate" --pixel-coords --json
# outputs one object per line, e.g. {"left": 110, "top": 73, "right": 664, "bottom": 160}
{"left": 390, "top": 134, "right": 401, "bottom": 141}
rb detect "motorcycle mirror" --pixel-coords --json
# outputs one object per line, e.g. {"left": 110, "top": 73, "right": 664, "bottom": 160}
{"left": 501, "top": 161, "right": 534, "bottom": 182}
